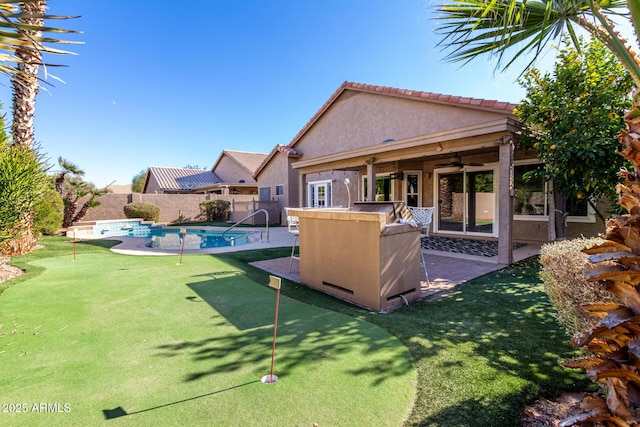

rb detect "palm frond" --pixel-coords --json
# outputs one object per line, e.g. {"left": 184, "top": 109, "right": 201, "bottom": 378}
{"left": 0, "top": 1, "right": 81, "bottom": 79}
{"left": 435, "top": 0, "right": 629, "bottom": 74}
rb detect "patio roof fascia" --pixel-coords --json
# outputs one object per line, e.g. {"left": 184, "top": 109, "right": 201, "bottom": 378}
{"left": 291, "top": 117, "right": 521, "bottom": 172}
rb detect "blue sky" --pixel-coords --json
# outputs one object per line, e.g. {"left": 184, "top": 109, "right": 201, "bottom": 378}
{"left": 0, "top": 0, "right": 556, "bottom": 187}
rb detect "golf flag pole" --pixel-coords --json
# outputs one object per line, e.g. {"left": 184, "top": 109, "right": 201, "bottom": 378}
{"left": 177, "top": 228, "right": 186, "bottom": 265}
{"left": 73, "top": 230, "right": 77, "bottom": 261}
{"left": 262, "top": 275, "right": 282, "bottom": 384}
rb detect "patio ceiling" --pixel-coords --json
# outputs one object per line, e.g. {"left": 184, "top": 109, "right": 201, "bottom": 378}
{"left": 291, "top": 117, "right": 521, "bottom": 174}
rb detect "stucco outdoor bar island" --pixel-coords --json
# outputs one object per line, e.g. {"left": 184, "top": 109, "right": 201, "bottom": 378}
{"left": 289, "top": 204, "right": 422, "bottom": 312}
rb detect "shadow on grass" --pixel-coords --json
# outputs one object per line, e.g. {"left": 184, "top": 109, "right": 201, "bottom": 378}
{"left": 414, "top": 393, "right": 537, "bottom": 427}
{"left": 214, "top": 251, "right": 592, "bottom": 425}
{"left": 157, "top": 275, "right": 412, "bottom": 386}
{"left": 7, "top": 241, "right": 593, "bottom": 425}
{"left": 102, "top": 380, "right": 259, "bottom": 420}
{"left": 155, "top": 314, "right": 411, "bottom": 386}
{"left": 388, "top": 259, "right": 592, "bottom": 426}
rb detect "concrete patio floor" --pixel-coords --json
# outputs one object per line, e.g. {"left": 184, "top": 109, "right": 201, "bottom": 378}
{"left": 250, "top": 238, "right": 541, "bottom": 302}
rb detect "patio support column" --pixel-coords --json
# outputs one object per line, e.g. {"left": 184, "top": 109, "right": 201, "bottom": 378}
{"left": 497, "top": 136, "right": 514, "bottom": 264}
{"left": 366, "top": 160, "right": 376, "bottom": 201}
{"left": 298, "top": 172, "right": 306, "bottom": 207}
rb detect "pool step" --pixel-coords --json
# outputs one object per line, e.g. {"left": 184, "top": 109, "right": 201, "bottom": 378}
{"left": 66, "top": 218, "right": 158, "bottom": 239}
{"left": 66, "top": 225, "right": 95, "bottom": 238}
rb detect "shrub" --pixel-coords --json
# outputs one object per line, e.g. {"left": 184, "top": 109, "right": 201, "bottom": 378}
{"left": 539, "top": 237, "right": 614, "bottom": 337}
{"left": 199, "top": 200, "right": 230, "bottom": 222}
{"left": 123, "top": 202, "right": 160, "bottom": 222}
{"left": 0, "top": 142, "right": 50, "bottom": 255}
{"left": 33, "top": 186, "right": 63, "bottom": 235}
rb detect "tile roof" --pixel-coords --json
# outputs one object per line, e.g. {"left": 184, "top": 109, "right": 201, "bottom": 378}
{"left": 147, "top": 166, "right": 222, "bottom": 191}
{"left": 252, "top": 144, "right": 302, "bottom": 179}
{"left": 217, "top": 150, "right": 268, "bottom": 174}
{"left": 253, "top": 81, "right": 517, "bottom": 179}
{"left": 287, "top": 81, "right": 517, "bottom": 149}
{"left": 277, "top": 144, "right": 302, "bottom": 157}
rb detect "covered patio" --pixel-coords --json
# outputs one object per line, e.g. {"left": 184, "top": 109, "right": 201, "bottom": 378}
{"left": 291, "top": 116, "right": 522, "bottom": 264}
{"left": 247, "top": 82, "right": 539, "bottom": 264}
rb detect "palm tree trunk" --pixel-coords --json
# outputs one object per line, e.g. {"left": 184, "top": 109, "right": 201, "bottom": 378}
{"left": 63, "top": 194, "right": 78, "bottom": 228}
{"left": 11, "top": 0, "right": 46, "bottom": 148}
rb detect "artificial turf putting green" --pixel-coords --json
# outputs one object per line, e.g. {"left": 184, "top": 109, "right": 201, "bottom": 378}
{"left": 0, "top": 251, "right": 416, "bottom": 426}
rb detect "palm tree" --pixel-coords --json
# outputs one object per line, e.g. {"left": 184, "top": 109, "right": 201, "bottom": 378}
{"left": 11, "top": 0, "right": 45, "bottom": 147}
{"left": 61, "top": 177, "right": 85, "bottom": 228}
{"left": 7, "top": 0, "right": 79, "bottom": 147}
{"left": 436, "top": 0, "right": 640, "bottom": 84}
{"left": 0, "top": 2, "right": 79, "bottom": 254}
{"left": 436, "top": 1, "right": 640, "bottom": 424}
{"left": 54, "top": 156, "right": 84, "bottom": 195}
{"left": 71, "top": 187, "right": 105, "bottom": 226}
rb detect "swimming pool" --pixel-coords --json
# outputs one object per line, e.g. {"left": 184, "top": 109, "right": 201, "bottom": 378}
{"left": 92, "top": 220, "right": 254, "bottom": 250}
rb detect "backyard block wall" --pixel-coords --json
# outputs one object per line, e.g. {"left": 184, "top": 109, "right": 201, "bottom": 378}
{"left": 78, "top": 193, "right": 277, "bottom": 224}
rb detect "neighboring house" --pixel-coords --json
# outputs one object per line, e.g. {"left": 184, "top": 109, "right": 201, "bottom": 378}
{"left": 142, "top": 166, "right": 221, "bottom": 194}
{"left": 142, "top": 151, "right": 267, "bottom": 195}
{"left": 254, "top": 81, "right": 605, "bottom": 263}
{"left": 254, "top": 144, "right": 303, "bottom": 213}
{"left": 198, "top": 150, "right": 267, "bottom": 195}
{"left": 107, "top": 184, "right": 132, "bottom": 194}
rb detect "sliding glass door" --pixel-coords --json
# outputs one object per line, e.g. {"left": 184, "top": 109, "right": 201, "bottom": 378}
{"left": 438, "top": 172, "right": 464, "bottom": 232}
{"left": 437, "top": 169, "right": 496, "bottom": 235}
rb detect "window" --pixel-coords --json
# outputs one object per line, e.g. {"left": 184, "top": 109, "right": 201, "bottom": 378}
{"left": 513, "top": 163, "right": 547, "bottom": 216}
{"left": 566, "top": 195, "right": 595, "bottom": 222}
{"left": 566, "top": 196, "right": 588, "bottom": 216}
{"left": 404, "top": 171, "right": 422, "bottom": 207}
{"left": 275, "top": 184, "right": 284, "bottom": 196}
{"left": 362, "top": 174, "right": 394, "bottom": 201}
{"left": 513, "top": 162, "right": 594, "bottom": 222}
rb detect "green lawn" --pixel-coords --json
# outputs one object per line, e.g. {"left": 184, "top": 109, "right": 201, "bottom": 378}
{"left": 1, "top": 237, "right": 591, "bottom": 426}
{"left": 0, "top": 239, "right": 415, "bottom": 427}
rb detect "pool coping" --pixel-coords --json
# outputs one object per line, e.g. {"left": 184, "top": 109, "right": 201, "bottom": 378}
{"left": 95, "top": 226, "right": 296, "bottom": 256}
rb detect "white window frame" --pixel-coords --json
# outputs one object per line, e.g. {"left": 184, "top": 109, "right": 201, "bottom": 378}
{"left": 307, "top": 180, "right": 332, "bottom": 208}
{"left": 275, "top": 184, "right": 285, "bottom": 196}
{"left": 566, "top": 197, "right": 597, "bottom": 223}
{"left": 513, "top": 160, "right": 548, "bottom": 222}
{"left": 513, "top": 160, "right": 595, "bottom": 223}
{"left": 404, "top": 170, "right": 422, "bottom": 207}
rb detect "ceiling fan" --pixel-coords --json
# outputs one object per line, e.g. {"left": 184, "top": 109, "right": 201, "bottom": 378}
{"left": 435, "top": 154, "right": 484, "bottom": 168}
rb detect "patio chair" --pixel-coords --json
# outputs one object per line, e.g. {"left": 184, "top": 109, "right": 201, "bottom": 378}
{"left": 408, "top": 206, "right": 435, "bottom": 284}
{"left": 285, "top": 208, "right": 300, "bottom": 273}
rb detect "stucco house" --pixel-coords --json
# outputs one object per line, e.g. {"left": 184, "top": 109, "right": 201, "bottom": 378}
{"left": 199, "top": 150, "right": 267, "bottom": 195}
{"left": 254, "top": 81, "right": 605, "bottom": 264}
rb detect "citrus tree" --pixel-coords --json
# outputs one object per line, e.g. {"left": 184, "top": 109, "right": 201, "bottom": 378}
{"left": 516, "top": 36, "right": 634, "bottom": 222}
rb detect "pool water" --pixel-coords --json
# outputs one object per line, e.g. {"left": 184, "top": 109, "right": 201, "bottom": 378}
{"left": 93, "top": 220, "right": 253, "bottom": 249}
